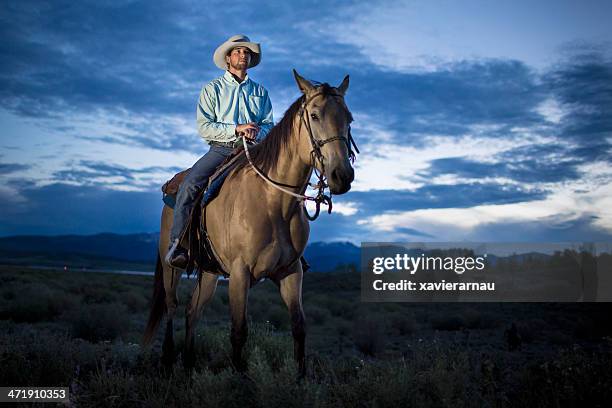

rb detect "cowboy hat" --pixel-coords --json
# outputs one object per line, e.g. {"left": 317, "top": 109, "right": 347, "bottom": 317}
{"left": 213, "top": 34, "right": 261, "bottom": 70}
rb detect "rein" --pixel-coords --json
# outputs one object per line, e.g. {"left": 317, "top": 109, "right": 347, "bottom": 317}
{"left": 241, "top": 88, "right": 359, "bottom": 220}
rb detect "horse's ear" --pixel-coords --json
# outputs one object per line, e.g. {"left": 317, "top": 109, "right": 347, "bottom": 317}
{"left": 337, "top": 74, "right": 349, "bottom": 95}
{"left": 293, "top": 69, "right": 314, "bottom": 94}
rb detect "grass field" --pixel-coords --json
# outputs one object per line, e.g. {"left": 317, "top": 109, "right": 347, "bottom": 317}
{"left": 1, "top": 265, "right": 611, "bottom": 407}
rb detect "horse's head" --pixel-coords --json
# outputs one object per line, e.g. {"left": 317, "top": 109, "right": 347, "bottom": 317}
{"left": 293, "top": 69, "right": 355, "bottom": 195}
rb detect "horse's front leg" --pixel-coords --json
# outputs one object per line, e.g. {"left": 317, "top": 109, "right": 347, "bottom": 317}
{"left": 279, "top": 262, "right": 306, "bottom": 377}
{"left": 229, "top": 265, "right": 250, "bottom": 372}
{"left": 158, "top": 206, "right": 182, "bottom": 369}
{"left": 184, "top": 271, "right": 219, "bottom": 371}
{"left": 160, "top": 264, "right": 182, "bottom": 369}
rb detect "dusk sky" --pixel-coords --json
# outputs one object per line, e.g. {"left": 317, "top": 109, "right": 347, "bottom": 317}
{"left": 1, "top": 0, "right": 611, "bottom": 243}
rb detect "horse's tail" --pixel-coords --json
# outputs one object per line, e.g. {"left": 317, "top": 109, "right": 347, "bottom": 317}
{"left": 142, "top": 251, "right": 166, "bottom": 346}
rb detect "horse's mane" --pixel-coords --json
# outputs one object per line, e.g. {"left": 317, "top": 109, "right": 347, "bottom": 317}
{"left": 232, "top": 83, "right": 337, "bottom": 174}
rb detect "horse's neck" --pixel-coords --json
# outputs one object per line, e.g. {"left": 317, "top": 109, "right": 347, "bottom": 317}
{"left": 265, "top": 121, "right": 311, "bottom": 214}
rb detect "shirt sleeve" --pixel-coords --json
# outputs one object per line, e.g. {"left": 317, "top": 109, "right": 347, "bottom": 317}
{"left": 196, "top": 84, "right": 237, "bottom": 142}
{"left": 256, "top": 90, "right": 274, "bottom": 142}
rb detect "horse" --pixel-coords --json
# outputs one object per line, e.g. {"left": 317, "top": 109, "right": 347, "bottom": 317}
{"left": 142, "top": 70, "right": 355, "bottom": 376}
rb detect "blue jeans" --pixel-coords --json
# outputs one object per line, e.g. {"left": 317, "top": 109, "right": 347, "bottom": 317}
{"left": 170, "top": 144, "right": 234, "bottom": 243}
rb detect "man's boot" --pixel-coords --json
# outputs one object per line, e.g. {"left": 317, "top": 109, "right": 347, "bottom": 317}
{"left": 165, "top": 238, "right": 189, "bottom": 269}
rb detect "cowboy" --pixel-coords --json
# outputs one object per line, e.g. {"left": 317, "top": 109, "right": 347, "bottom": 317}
{"left": 166, "top": 34, "right": 273, "bottom": 269}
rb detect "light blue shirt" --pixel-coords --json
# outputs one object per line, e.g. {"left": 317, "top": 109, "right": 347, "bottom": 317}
{"left": 197, "top": 71, "right": 274, "bottom": 143}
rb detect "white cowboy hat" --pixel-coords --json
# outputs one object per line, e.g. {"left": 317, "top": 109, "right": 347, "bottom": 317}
{"left": 213, "top": 34, "right": 261, "bottom": 70}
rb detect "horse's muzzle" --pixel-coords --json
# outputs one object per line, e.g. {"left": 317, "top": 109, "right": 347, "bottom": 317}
{"left": 329, "top": 165, "right": 354, "bottom": 195}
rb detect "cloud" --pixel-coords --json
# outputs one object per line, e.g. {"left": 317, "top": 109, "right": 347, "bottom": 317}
{"left": 547, "top": 48, "right": 612, "bottom": 144}
{"left": 357, "top": 176, "right": 612, "bottom": 241}
{"left": 334, "top": 59, "right": 548, "bottom": 148}
{"left": 316, "top": 1, "right": 612, "bottom": 71}
{"left": 0, "top": 0, "right": 215, "bottom": 118}
{"left": 345, "top": 183, "right": 547, "bottom": 215}
{"left": 0, "top": 0, "right": 360, "bottom": 119}
{"left": 52, "top": 160, "right": 182, "bottom": 190}
{"left": 0, "top": 162, "right": 30, "bottom": 175}
{"left": 422, "top": 156, "right": 582, "bottom": 184}
{"left": 1, "top": 1, "right": 611, "bottom": 243}
{"left": 0, "top": 182, "right": 162, "bottom": 236}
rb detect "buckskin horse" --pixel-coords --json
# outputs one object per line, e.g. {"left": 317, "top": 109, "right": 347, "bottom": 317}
{"left": 143, "top": 70, "right": 356, "bottom": 376}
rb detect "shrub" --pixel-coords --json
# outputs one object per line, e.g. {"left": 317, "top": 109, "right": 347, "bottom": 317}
{"left": 208, "top": 294, "right": 226, "bottom": 315}
{"left": 390, "top": 313, "right": 416, "bottom": 335}
{"left": 353, "top": 315, "right": 385, "bottom": 356}
{"left": 80, "top": 284, "right": 118, "bottom": 304}
{"left": 2, "top": 289, "right": 15, "bottom": 300}
{"left": 517, "top": 318, "right": 549, "bottom": 343}
{"left": 0, "top": 327, "right": 99, "bottom": 387}
{"left": 0, "top": 283, "right": 72, "bottom": 323}
{"left": 122, "top": 291, "right": 148, "bottom": 312}
{"left": 63, "top": 302, "right": 131, "bottom": 342}
{"left": 266, "top": 305, "right": 289, "bottom": 331}
{"left": 305, "top": 305, "right": 330, "bottom": 326}
{"left": 336, "top": 320, "right": 352, "bottom": 336}
{"left": 431, "top": 313, "right": 465, "bottom": 331}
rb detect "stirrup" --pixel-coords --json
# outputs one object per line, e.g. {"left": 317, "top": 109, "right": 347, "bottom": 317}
{"left": 164, "top": 238, "right": 181, "bottom": 267}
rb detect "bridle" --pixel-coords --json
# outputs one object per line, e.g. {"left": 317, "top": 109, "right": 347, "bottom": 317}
{"left": 242, "top": 86, "right": 359, "bottom": 220}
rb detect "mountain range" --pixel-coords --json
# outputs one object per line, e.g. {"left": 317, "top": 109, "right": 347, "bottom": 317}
{"left": 0, "top": 233, "right": 360, "bottom": 272}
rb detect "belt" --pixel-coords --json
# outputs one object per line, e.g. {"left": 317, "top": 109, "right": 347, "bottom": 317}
{"left": 209, "top": 140, "right": 240, "bottom": 149}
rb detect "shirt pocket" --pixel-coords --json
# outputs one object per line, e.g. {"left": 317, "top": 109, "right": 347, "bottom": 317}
{"left": 248, "top": 95, "right": 264, "bottom": 117}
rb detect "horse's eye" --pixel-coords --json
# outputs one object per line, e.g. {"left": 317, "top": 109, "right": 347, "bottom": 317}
{"left": 310, "top": 113, "right": 319, "bottom": 121}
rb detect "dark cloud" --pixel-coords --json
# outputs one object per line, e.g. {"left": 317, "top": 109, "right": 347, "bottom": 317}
{"left": 539, "top": 48, "right": 612, "bottom": 168}
{"left": 465, "top": 215, "right": 612, "bottom": 242}
{"left": 0, "top": 0, "right": 361, "bottom": 119}
{"left": 52, "top": 160, "right": 181, "bottom": 188}
{"left": 1, "top": 179, "right": 609, "bottom": 243}
{"left": 0, "top": 0, "right": 212, "bottom": 117}
{"left": 254, "top": 58, "right": 550, "bottom": 148}
{"left": 1, "top": 1, "right": 611, "bottom": 241}
{"left": 0, "top": 182, "right": 163, "bottom": 236}
{"left": 3, "top": 0, "right": 610, "bottom": 163}
{"left": 343, "top": 183, "right": 547, "bottom": 215}
{"left": 422, "top": 156, "right": 582, "bottom": 184}
{"left": 546, "top": 49, "right": 612, "bottom": 142}
{"left": 347, "top": 59, "right": 546, "bottom": 145}
{"left": 0, "top": 162, "right": 30, "bottom": 175}
{"left": 0, "top": 0, "right": 368, "bottom": 154}
{"left": 0, "top": 179, "right": 372, "bottom": 241}
{"left": 395, "top": 227, "right": 436, "bottom": 238}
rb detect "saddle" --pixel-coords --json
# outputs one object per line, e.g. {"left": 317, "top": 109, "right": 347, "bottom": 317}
{"left": 161, "top": 148, "right": 245, "bottom": 277}
{"left": 161, "top": 147, "right": 245, "bottom": 209}
{"left": 161, "top": 147, "right": 310, "bottom": 277}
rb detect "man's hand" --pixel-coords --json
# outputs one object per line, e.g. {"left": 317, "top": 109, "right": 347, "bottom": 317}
{"left": 236, "top": 122, "right": 259, "bottom": 141}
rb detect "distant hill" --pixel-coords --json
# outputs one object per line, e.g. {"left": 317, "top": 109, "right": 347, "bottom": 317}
{"left": 0, "top": 233, "right": 159, "bottom": 262}
{"left": 303, "top": 241, "right": 361, "bottom": 272}
{"left": 0, "top": 233, "right": 360, "bottom": 272}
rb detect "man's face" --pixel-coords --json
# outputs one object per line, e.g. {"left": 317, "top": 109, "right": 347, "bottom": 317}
{"left": 226, "top": 46, "right": 252, "bottom": 70}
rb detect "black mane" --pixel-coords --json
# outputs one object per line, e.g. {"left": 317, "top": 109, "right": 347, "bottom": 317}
{"left": 232, "top": 83, "right": 338, "bottom": 174}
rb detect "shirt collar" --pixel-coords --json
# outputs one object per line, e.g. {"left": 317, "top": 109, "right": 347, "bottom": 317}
{"left": 223, "top": 70, "right": 250, "bottom": 85}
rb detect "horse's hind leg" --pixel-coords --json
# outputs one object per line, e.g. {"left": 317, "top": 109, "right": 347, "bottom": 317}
{"left": 279, "top": 264, "right": 306, "bottom": 377}
{"left": 229, "top": 266, "right": 250, "bottom": 372}
{"left": 184, "top": 271, "right": 219, "bottom": 370}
